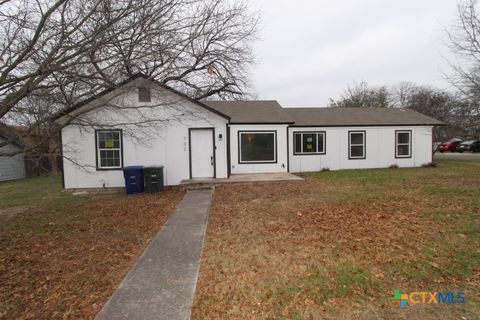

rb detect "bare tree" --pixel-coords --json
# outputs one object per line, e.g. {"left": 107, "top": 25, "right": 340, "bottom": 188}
{"left": 447, "top": 0, "right": 480, "bottom": 96}
{"left": 0, "top": 94, "right": 61, "bottom": 174}
{"left": 390, "top": 82, "right": 417, "bottom": 108}
{"left": 394, "top": 85, "right": 464, "bottom": 140}
{"left": 329, "top": 81, "right": 390, "bottom": 108}
{"left": 445, "top": 0, "right": 480, "bottom": 138}
{"left": 0, "top": 0, "right": 258, "bottom": 155}
{"left": 331, "top": 80, "right": 477, "bottom": 141}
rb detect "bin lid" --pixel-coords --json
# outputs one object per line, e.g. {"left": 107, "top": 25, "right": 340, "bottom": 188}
{"left": 145, "top": 166, "right": 164, "bottom": 169}
{"left": 123, "top": 166, "right": 144, "bottom": 171}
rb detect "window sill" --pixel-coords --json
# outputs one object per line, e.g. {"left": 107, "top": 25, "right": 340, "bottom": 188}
{"left": 96, "top": 167, "right": 124, "bottom": 171}
{"left": 238, "top": 161, "right": 277, "bottom": 164}
{"left": 293, "top": 152, "right": 326, "bottom": 156}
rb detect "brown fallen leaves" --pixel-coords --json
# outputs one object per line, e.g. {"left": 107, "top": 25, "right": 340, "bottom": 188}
{"left": 0, "top": 188, "right": 184, "bottom": 319}
{"left": 192, "top": 165, "right": 480, "bottom": 320}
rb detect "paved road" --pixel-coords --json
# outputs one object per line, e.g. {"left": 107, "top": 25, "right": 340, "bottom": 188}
{"left": 96, "top": 189, "right": 213, "bottom": 320}
{"left": 434, "top": 152, "right": 480, "bottom": 161}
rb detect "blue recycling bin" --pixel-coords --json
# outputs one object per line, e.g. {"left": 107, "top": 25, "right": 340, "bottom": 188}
{"left": 123, "top": 166, "right": 144, "bottom": 194}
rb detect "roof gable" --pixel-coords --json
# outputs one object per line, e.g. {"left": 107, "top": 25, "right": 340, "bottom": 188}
{"left": 53, "top": 74, "right": 230, "bottom": 123}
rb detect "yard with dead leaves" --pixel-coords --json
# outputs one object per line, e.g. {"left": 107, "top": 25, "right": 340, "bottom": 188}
{"left": 192, "top": 160, "right": 480, "bottom": 319}
{"left": 0, "top": 177, "right": 184, "bottom": 319}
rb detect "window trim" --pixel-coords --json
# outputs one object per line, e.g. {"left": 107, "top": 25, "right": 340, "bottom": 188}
{"left": 348, "top": 130, "right": 366, "bottom": 160}
{"left": 293, "top": 131, "right": 326, "bottom": 155}
{"left": 238, "top": 130, "right": 277, "bottom": 164}
{"left": 395, "top": 130, "right": 412, "bottom": 159}
{"left": 95, "top": 129, "right": 124, "bottom": 171}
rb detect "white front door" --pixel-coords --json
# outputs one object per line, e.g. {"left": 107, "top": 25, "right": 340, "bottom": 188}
{"left": 190, "top": 128, "right": 215, "bottom": 178}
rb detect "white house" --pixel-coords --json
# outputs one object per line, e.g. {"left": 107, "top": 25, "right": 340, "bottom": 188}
{"left": 55, "top": 75, "right": 443, "bottom": 189}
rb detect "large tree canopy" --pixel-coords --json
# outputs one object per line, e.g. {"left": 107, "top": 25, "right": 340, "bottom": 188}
{"left": 0, "top": 0, "right": 258, "bottom": 122}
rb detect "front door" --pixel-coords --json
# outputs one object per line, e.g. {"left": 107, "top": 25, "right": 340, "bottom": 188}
{"left": 190, "top": 128, "right": 215, "bottom": 178}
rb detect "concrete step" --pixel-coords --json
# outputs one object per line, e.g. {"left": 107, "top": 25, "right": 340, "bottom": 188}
{"left": 185, "top": 184, "right": 215, "bottom": 191}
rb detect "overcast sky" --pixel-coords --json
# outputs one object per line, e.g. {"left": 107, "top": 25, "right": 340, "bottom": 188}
{"left": 249, "top": 0, "right": 459, "bottom": 106}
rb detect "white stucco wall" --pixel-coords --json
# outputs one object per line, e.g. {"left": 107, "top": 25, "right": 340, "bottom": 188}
{"left": 228, "top": 124, "right": 288, "bottom": 174}
{"left": 288, "top": 126, "right": 433, "bottom": 172}
{"left": 62, "top": 84, "right": 228, "bottom": 188}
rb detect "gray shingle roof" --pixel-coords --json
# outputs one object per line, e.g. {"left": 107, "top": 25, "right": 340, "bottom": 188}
{"left": 284, "top": 107, "right": 444, "bottom": 126}
{"left": 204, "top": 101, "right": 444, "bottom": 126}
{"left": 204, "top": 100, "right": 293, "bottom": 123}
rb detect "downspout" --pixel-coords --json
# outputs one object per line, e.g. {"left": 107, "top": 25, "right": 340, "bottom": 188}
{"left": 59, "top": 129, "right": 65, "bottom": 189}
{"left": 226, "top": 122, "right": 231, "bottom": 177}
{"left": 286, "top": 125, "right": 290, "bottom": 172}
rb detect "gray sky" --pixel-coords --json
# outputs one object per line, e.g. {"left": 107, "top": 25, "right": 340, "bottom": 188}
{"left": 249, "top": 0, "right": 459, "bottom": 106}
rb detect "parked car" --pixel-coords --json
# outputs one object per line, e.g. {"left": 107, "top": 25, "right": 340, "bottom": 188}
{"left": 438, "top": 138, "right": 463, "bottom": 152}
{"left": 455, "top": 140, "right": 480, "bottom": 153}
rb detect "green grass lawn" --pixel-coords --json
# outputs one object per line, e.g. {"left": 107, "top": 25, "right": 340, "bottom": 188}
{"left": 192, "top": 160, "right": 480, "bottom": 319}
{"left": 0, "top": 176, "right": 66, "bottom": 209}
{"left": 0, "top": 176, "right": 184, "bottom": 319}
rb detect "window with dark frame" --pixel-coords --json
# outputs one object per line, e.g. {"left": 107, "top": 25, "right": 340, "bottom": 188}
{"left": 349, "top": 131, "right": 366, "bottom": 159}
{"left": 396, "top": 130, "right": 411, "bottom": 158}
{"left": 138, "top": 87, "right": 151, "bottom": 102}
{"left": 293, "top": 132, "right": 325, "bottom": 154}
{"left": 239, "top": 131, "right": 276, "bottom": 163}
{"left": 96, "top": 130, "right": 122, "bottom": 169}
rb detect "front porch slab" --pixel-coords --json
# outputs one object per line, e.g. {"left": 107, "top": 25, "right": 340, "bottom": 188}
{"left": 180, "top": 172, "right": 304, "bottom": 187}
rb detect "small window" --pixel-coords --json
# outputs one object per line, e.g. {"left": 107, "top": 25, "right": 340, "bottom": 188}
{"left": 396, "top": 130, "right": 411, "bottom": 158}
{"left": 349, "top": 131, "right": 366, "bottom": 159}
{"left": 96, "top": 130, "right": 123, "bottom": 169}
{"left": 138, "top": 87, "right": 151, "bottom": 102}
{"left": 293, "top": 132, "right": 326, "bottom": 155}
{"left": 239, "top": 131, "right": 276, "bottom": 163}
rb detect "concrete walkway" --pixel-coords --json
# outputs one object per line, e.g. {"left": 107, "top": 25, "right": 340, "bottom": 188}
{"left": 96, "top": 189, "right": 213, "bottom": 320}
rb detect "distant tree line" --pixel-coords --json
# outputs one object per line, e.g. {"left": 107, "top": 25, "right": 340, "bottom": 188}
{"left": 328, "top": 81, "right": 479, "bottom": 141}
{"left": 329, "top": 0, "right": 480, "bottom": 142}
